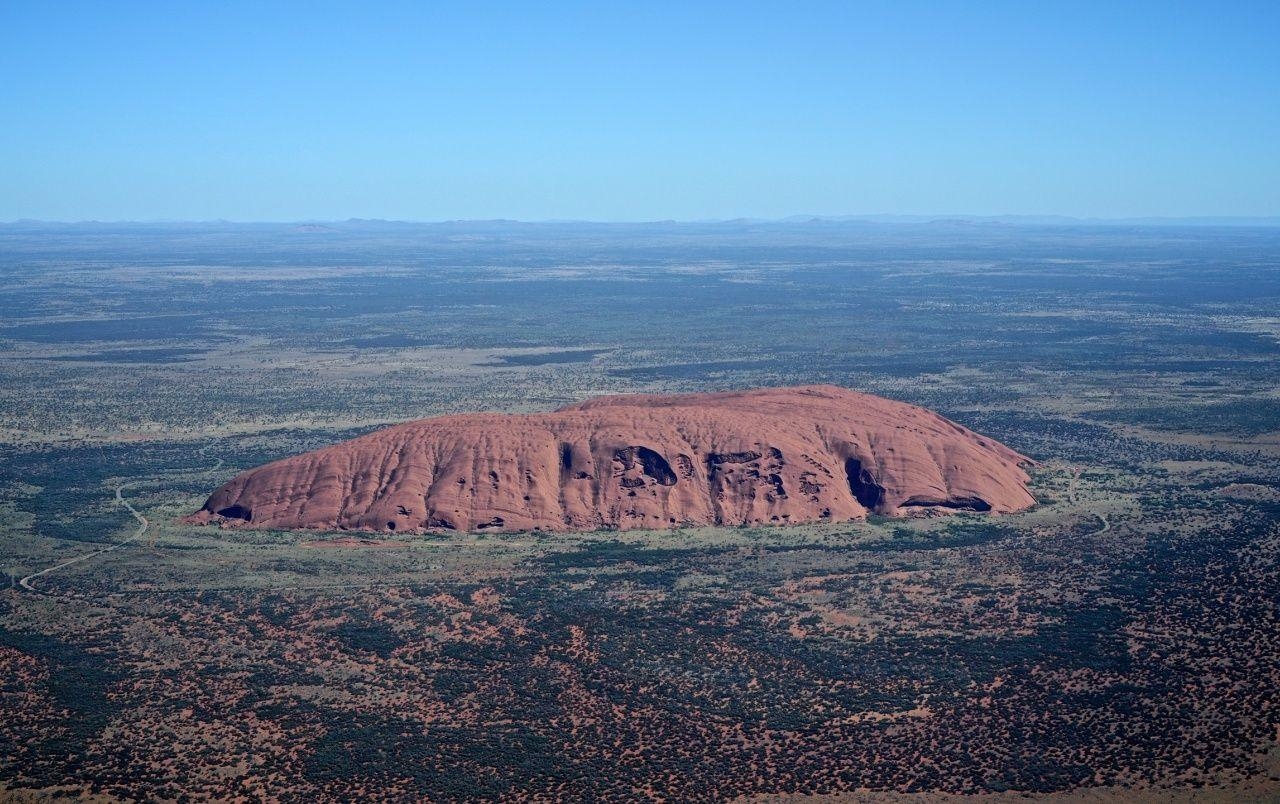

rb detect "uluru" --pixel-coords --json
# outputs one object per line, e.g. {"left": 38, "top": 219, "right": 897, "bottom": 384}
{"left": 188, "top": 385, "right": 1035, "bottom": 533}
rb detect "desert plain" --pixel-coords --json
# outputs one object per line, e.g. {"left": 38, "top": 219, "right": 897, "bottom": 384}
{"left": 1, "top": 219, "right": 1278, "bottom": 801}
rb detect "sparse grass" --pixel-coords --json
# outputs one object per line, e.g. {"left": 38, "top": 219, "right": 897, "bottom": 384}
{"left": 2, "top": 222, "right": 1279, "bottom": 800}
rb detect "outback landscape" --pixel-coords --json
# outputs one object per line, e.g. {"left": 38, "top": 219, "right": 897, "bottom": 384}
{"left": 2, "top": 219, "right": 1279, "bottom": 801}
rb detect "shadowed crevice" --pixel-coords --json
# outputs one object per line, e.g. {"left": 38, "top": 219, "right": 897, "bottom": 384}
{"left": 844, "top": 458, "right": 885, "bottom": 511}
{"left": 901, "top": 496, "right": 992, "bottom": 512}
{"left": 215, "top": 504, "right": 252, "bottom": 522}
{"left": 615, "top": 446, "right": 678, "bottom": 486}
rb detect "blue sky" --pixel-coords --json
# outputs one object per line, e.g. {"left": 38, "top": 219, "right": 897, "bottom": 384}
{"left": 2, "top": 1, "right": 1277, "bottom": 221}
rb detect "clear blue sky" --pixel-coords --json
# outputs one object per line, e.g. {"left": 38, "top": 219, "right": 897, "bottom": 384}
{"left": 2, "top": 1, "right": 1277, "bottom": 221}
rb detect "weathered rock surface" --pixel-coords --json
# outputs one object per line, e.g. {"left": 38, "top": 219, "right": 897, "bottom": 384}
{"left": 188, "top": 385, "right": 1035, "bottom": 533}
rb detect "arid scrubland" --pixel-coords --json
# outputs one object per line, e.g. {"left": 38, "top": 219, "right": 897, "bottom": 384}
{"left": 1, "top": 221, "right": 1278, "bottom": 800}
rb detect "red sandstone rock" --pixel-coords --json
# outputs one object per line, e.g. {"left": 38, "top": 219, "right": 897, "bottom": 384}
{"left": 188, "top": 385, "right": 1035, "bottom": 533}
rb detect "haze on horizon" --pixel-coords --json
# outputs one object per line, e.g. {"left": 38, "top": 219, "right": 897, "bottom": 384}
{"left": 2, "top": 1, "right": 1278, "bottom": 223}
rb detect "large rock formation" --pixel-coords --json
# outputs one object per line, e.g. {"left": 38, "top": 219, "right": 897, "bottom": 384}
{"left": 189, "top": 385, "right": 1035, "bottom": 533}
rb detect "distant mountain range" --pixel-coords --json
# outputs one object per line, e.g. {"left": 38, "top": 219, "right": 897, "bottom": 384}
{"left": 3, "top": 214, "right": 1278, "bottom": 229}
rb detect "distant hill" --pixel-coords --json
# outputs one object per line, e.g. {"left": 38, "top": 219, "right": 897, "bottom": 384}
{"left": 189, "top": 385, "right": 1035, "bottom": 534}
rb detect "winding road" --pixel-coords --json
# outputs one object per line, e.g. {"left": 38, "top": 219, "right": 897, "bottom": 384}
{"left": 1092, "top": 510, "right": 1110, "bottom": 535}
{"left": 17, "top": 447, "right": 223, "bottom": 594}
{"left": 18, "top": 482, "right": 149, "bottom": 593}
{"left": 1068, "top": 466, "right": 1110, "bottom": 537}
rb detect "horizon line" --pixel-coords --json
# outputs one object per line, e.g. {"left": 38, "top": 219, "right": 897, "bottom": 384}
{"left": 4, "top": 213, "right": 1280, "bottom": 228}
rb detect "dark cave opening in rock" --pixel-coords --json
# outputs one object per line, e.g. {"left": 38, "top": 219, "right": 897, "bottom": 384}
{"left": 215, "top": 504, "right": 252, "bottom": 522}
{"left": 844, "top": 458, "right": 885, "bottom": 510}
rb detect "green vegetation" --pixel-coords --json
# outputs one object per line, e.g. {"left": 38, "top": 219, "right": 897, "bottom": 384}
{"left": 1, "top": 221, "right": 1278, "bottom": 800}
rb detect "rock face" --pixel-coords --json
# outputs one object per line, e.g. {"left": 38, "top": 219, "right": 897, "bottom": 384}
{"left": 189, "top": 385, "right": 1035, "bottom": 533}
